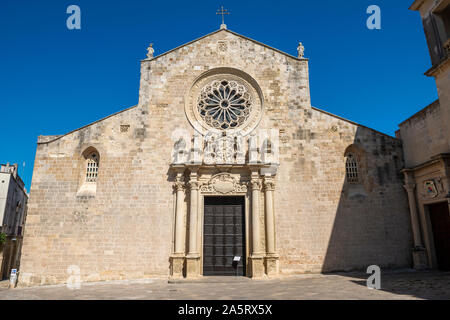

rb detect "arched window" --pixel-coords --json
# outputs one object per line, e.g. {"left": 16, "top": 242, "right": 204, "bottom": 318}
{"left": 85, "top": 152, "right": 99, "bottom": 182}
{"left": 345, "top": 153, "right": 359, "bottom": 183}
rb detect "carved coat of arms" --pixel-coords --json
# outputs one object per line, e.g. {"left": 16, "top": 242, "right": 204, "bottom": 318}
{"left": 201, "top": 173, "right": 247, "bottom": 194}
{"left": 424, "top": 180, "right": 438, "bottom": 199}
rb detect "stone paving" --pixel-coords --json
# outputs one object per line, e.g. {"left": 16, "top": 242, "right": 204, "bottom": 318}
{"left": 0, "top": 270, "right": 449, "bottom": 300}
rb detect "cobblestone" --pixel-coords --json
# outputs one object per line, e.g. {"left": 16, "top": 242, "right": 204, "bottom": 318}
{"left": 1, "top": 270, "right": 449, "bottom": 300}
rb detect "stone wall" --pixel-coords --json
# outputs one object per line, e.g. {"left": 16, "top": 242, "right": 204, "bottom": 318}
{"left": 19, "top": 104, "right": 175, "bottom": 285}
{"left": 19, "top": 29, "right": 412, "bottom": 286}
{"left": 276, "top": 108, "right": 411, "bottom": 273}
{"left": 407, "top": 0, "right": 450, "bottom": 167}
{"left": 435, "top": 63, "right": 450, "bottom": 152}
{"left": 397, "top": 100, "right": 448, "bottom": 168}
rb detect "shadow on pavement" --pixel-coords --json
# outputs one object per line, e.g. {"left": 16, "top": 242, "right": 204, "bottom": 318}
{"left": 331, "top": 270, "right": 450, "bottom": 300}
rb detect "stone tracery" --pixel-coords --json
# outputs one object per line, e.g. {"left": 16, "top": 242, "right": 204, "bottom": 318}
{"left": 197, "top": 79, "right": 252, "bottom": 130}
{"left": 185, "top": 69, "right": 264, "bottom": 137}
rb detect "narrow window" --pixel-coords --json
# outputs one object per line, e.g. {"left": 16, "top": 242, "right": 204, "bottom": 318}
{"left": 85, "top": 152, "right": 99, "bottom": 182}
{"left": 435, "top": 4, "right": 450, "bottom": 42}
{"left": 345, "top": 153, "right": 359, "bottom": 183}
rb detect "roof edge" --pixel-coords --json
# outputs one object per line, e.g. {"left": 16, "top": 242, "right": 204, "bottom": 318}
{"left": 425, "top": 56, "right": 450, "bottom": 77}
{"left": 402, "top": 153, "right": 450, "bottom": 171}
{"left": 141, "top": 28, "right": 308, "bottom": 64}
{"left": 409, "top": 0, "right": 425, "bottom": 10}
{"left": 311, "top": 107, "right": 399, "bottom": 140}
{"left": 226, "top": 29, "right": 308, "bottom": 62}
{"left": 398, "top": 99, "right": 440, "bottom": 127}
{"left": 37, "top": 104, "right": 139, "bottom": 145}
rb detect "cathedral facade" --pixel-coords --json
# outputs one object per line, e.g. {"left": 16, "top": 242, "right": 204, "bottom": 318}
{"left": 19, "top": 28, "right": 413, "bottom": 286}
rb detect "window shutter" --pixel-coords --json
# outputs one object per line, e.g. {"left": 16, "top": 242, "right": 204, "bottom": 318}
{"left": 423, "top": 14, "right": 445, "bottom": 66}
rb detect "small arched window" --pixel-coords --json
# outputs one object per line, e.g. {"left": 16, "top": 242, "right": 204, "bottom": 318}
{"left": 85, "top": 152, "right": 99, "bottom": 182}
{"left": 345, "top": 153, "right": 359, "bottom": 183}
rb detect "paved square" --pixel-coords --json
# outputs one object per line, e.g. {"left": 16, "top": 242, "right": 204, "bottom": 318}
{"left": 1, "top": 270, "right": 449, "bottom": 300}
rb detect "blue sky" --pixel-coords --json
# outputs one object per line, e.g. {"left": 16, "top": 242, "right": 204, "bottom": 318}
{"left": 0, "top": 0, "right": 438, "bottom": 189}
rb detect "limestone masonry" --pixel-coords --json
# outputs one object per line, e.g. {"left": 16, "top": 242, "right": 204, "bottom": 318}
{"left": 19, "top": 28, "right": 413, "bottom": 286}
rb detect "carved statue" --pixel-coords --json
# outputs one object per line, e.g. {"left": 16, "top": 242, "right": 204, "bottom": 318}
{"left": 173, "top": 137, "right": 187, "bottom": 164}
{"left": 146, "top": 43, "right": 154, "bottom": 59}
{"left": 174, "top": 137, "right": 186, "bottom": 151}
{"left": 297, "top": 42, "right": 304, "bottom": 58}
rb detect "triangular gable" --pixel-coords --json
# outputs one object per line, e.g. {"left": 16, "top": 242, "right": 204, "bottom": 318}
{"left": 142, "top": 28, "right": 307, "bottom": 63}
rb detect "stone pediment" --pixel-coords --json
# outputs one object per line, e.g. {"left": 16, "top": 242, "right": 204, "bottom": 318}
{"left": 141, "top": 29, "right": 306, "bottom": 64}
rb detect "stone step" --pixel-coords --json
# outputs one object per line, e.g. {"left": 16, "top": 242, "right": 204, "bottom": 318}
{"left": 168, "top": 276, "right": 252, "bottom": 284}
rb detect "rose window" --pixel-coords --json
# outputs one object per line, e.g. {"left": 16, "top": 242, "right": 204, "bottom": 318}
{"left": 197, "top": 80, "right": 252, "bottom": 130}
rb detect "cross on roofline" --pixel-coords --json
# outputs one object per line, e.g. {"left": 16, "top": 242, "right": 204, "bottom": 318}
{"left": 216, "top": 6, "right": 229, "bottom": 28}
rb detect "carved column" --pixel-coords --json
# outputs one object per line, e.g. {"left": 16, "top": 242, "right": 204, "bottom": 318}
{"left": 263, "top": 176, "right": 279, "bottom": 276}
{"left": 170, "top": 169, "right": 186, "bottom": 278}
{"left": 402, "top": 169, "right": 427, "bottom": 269}
{"left": 174, "top": 182, "right": 185, "bottom": 253}
{"left": 249, "top": 171, "right": 264, "bottom": 278}
{"left": 186, "top": 169, "right": 200, "bottom": 277}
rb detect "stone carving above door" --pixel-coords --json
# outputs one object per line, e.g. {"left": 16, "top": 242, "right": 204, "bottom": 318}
{"left": 420, "top": 178, "right": 445, "bottom": 199}
{"left": 200, "top": 173, "right": 248, "bottom": 194}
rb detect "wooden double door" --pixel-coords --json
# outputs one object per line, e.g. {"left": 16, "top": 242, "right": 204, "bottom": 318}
{"left": 203, "top": 196, "right": 246, "bottom": 276}
{"left": 428, "top": 202, "right": 450, "bottom": 271}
